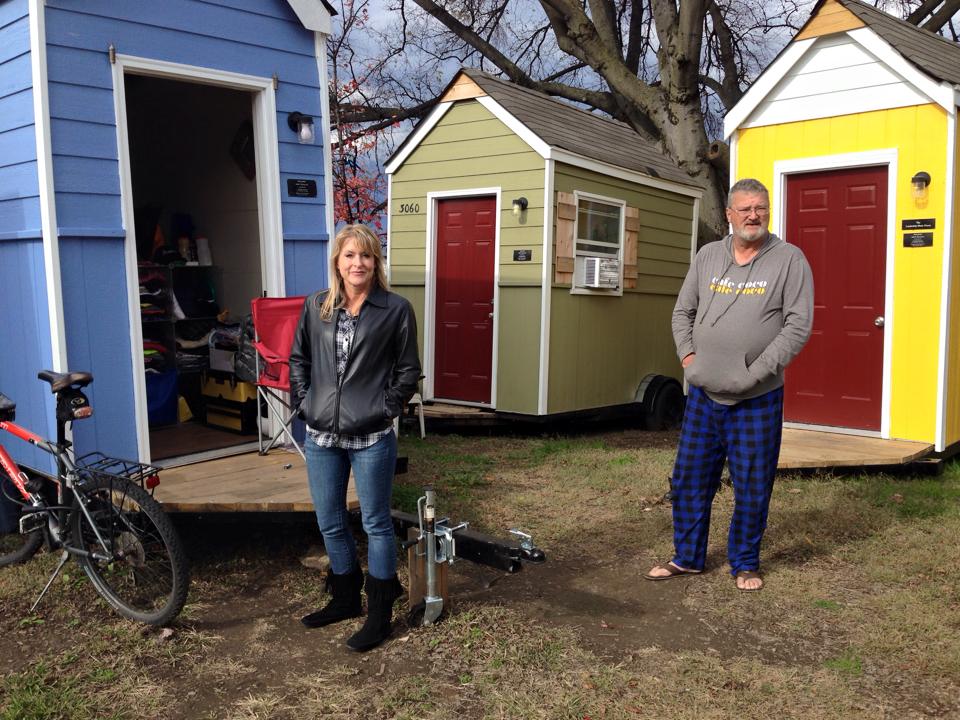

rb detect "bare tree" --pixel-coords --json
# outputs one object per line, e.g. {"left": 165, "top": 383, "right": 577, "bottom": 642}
{"left": 330, "top": 0, "right": 960, "bottom": 240}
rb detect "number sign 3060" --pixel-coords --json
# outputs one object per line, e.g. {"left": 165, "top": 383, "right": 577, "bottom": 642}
{"left": 399, "top": 203, "right": 420, "bottom": 214}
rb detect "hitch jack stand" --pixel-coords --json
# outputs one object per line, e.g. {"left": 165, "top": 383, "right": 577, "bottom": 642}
{"left": 395, "top": 486, "right": 545, "bottom": 628}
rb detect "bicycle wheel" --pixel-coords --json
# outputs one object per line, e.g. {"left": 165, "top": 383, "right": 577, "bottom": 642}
{"left": 0, "top": 473, "right": 44, "bottom": 567}
{"left": 72, "top": 475, "right": 189, "bottom": 625}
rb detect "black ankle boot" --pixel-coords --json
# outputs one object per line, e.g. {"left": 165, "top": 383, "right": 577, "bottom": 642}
{"left": 300, "top": 564, "right": 363, "bottom": 628}
{"left": 346, "top": 574, "right": 403, "bottom": 651}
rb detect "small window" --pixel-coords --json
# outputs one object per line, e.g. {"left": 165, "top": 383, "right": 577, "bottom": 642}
{"left": 573, "top": 193, "right": 625, "bottom": 294}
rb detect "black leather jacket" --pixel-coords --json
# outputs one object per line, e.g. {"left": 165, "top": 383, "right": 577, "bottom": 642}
{"left": 288, "top": 286, "right": 421, "bottom": 435}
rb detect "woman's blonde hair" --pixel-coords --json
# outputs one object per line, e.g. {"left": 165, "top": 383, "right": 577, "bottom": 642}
{"left": 319, "top": 224, "right": 389, "bottom": 321}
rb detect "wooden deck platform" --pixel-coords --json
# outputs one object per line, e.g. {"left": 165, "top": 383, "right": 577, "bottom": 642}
{"left": 152, "top": 428, "right": 932, "bottom": 514}
{"left": 778, "top": 428, "right": 932, "bottom": 469}
{"left": 154, "top": 450, "right": 358, "bottom": 513}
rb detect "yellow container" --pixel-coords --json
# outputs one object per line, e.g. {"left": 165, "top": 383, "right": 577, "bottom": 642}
{"left": 201, "top": 373, "right": 257, "bottom": 403}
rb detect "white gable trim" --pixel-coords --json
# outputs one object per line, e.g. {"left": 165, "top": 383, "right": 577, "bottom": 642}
{"left": 847, "top": 27, "right": 954, "bottom": 111}
{"left": 384, "top": 102, "right": 453, "bottom": 175}
{"left": 723, "top": 38, "right": 816, "bottom": 138}
{"left": 316, "top": 32, "right": 334, "bottom": 276}
{"left": 286, "top": 0, "right": 332, "bottom": 34}
{"left": 475, "top": 95, "right": 553, "bottom": 158}
{"left": 539, "top": 159, "right": 554, "bottom": 415}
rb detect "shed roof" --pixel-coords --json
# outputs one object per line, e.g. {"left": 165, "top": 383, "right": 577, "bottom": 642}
{"left": 386, "top": 68, "right": 697, "bottom": 191}
{"left": 834, "top": 0, "right": 960, "bottom": 87}
{"left": 458, "top": 69, "right": 692, "bottom": 187}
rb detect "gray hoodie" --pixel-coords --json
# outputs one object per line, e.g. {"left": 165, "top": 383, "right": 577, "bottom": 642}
{"left": 673, "top": 233, "right": 814, "bottom": 405}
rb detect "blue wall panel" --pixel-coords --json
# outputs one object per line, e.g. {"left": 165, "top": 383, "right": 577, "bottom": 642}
{"left": 0, "top": 238, "right": 56, "bottom": 472}
{"left": 58, "top": 236, "right": 137, "bottom": 459}
{"left": 284, "top": 238, "right": 329, "bottom": 298}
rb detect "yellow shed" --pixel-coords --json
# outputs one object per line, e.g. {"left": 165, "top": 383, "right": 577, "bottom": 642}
{"left": 725, "top": 0, "right": 960, "bottom": 452}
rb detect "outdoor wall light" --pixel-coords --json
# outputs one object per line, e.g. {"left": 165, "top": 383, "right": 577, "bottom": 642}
{"left": 512, "top": 196, "right": 528, "bottom": 217}
{"left": 287, "top": 111, "right": 315, "bottom": 144}
{"left": 911, "top": 171, "right": 931, "bottom": 202}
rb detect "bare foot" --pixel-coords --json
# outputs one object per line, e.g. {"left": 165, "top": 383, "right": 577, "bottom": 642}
{"left": 735, "top": 570, "right": 763, "bottom": 591}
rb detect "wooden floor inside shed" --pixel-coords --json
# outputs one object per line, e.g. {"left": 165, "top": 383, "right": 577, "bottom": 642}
{"left": 152, "top": 428, "right": 932, "bottom": 514}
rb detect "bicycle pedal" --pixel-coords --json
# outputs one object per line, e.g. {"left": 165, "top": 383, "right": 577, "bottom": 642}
{"left": 19, "top": 512, "right": 45, "bottom": 534}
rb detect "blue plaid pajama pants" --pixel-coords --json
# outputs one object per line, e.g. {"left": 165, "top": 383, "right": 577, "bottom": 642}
{"left": 670, "top": 384, "right": 783, "bottom": 576}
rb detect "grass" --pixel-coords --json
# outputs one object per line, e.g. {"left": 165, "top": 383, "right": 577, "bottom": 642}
{"left": 1, "top": 428, "right": 959, "bottom": 718}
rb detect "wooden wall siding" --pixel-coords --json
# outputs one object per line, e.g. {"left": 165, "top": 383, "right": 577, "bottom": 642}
{"left": 737, "top": 103, "right": 948, "bottom": 444}
{"left": 548, "top": 290, "right": 680, "bottom": 413}
{"left": 389, "top": 101, "right": 546, "bottom": 287}
{"left": 552, "top": 163, "right": 693, "bottom": 295}
{"left": 946, "top": 123, "right": 960, "bottom": 446}
{"left": 0, "top": 240, "right": 57, "bottom": 471}
{"left": 744, "top": 34, "right": 929, "bottom": 130}
{"left": 0, "top": 2, "right": 38, "bottom": 240}
{"left": 796, "top": 0, "right": 864, "bottom": 40}
{"left": 440, "top": 74, "right": 486, "bottom": 103}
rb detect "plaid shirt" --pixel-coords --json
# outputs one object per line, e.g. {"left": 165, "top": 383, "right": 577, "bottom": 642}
{"left": 307, "top": 308, "right": 392, "bottom": 450}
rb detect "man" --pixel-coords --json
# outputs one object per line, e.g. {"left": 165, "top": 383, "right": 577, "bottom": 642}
{"left": 645, "top": 178, "right": 813, "bottom": 591}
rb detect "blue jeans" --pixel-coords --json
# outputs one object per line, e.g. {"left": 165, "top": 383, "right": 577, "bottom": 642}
{"left": 305, "top": 432, "right": 398, "bottom": 579}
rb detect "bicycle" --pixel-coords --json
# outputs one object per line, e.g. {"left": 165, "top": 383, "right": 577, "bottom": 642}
{"left": 0, "top": 370, "right": 189, "bottom": 625}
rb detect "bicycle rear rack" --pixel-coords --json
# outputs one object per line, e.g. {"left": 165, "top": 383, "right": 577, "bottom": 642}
{"left": 74, "top": 452, "right": 162, "bottom": 494}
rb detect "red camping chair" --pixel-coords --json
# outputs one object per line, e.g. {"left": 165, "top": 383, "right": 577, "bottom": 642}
{"left": 251, "top": 296, "right": 306, "bottom": 460}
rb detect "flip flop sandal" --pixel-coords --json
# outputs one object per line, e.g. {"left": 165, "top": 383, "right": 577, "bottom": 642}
{"left": 644, "top": 563, "right": 702, "bottom": 581}
{"left": 735, "top": 570, "right": 763, "bottom": 592}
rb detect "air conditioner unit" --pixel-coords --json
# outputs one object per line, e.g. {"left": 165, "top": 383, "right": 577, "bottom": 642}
{"left": 580, "top": 256, "right": 620, "bottom": 289}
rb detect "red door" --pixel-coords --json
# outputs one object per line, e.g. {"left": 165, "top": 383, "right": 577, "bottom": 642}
{"left": 434, "top": 197, "right": 496, "bottom": 403}
{"left": 784, "top": 166, "right": 887, "bottom": 430}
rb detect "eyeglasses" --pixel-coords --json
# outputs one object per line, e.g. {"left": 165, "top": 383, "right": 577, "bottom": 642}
{"left": 730, "top": 205, "right": 770, "bottom": 217}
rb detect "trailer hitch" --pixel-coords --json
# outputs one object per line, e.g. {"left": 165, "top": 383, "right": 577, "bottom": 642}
{"left": 395, "top": 486, "right": 545, "bottom": 627}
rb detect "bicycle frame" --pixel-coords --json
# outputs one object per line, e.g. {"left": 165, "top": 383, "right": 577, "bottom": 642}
{"left": 1, "top": 414, "right": 124, "bottom": 563}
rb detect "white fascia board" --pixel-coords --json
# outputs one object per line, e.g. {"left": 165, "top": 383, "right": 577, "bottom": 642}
{"left": 724, "top": 38, "right": 816, "bottom": 138}
{"left": 316, "top": 31, "right": 334, "bottom": 274}
{"left": 475, "top": 95, "right": 552, "bottom": 158}
{"left": 847, "top": 27, "right": 954, "bottom": 111}
{"left": 286, "top": 0, "right": 332, "bottom": 34}
{"left": 549, "top": 148, "right": 703, "bottom": 199}
{"left": 29, "top": 0, "right": 68, "bottom": 374}
{"left": 384, "top": 102, "right": 453, "bottom": 175}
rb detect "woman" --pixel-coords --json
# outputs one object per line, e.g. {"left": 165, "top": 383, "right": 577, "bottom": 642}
{"left": 289, "top": 224, "right": 421, "bottom": 652}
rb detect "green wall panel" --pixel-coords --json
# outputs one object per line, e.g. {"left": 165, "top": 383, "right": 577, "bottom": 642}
{"left": 496, "top": 287, "right": 541, "bottom": 414}
{"left": 547, "top": 289, "right": 681, "bottom": 413}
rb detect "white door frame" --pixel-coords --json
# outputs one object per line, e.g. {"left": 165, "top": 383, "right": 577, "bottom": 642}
{"left": 424, "top": 188, "right": 501, "bottom": 408}
{"left": 773, "top": 149, "right": 897, "bottom": 439}
{"left": 112, "top": 55, "right": 285, "bottom": 462}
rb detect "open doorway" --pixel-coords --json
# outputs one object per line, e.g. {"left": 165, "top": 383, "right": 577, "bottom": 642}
{"left": 125, "top": 74, "right": 264, "bottom": 463}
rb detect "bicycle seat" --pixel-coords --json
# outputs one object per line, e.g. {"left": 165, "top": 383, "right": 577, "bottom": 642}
{"left": 0, "top": 392, "right": 15, "bottom": 421}
{"left": 37, "top": 370, "right": 93, "bottom": 392}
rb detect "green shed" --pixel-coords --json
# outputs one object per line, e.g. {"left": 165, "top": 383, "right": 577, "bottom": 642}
{"left": 385, "top": 68, "right": 701, "bottom": 423}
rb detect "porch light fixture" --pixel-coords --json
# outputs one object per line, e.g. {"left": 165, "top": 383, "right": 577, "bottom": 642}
{"left": 287, "top": 111, "right": 315, "bottom": 144}
{"left": 911, "top": 171, "right": 931, "bottom": 202}
{"left": 512, "top": 196, "right": 528, "bottom": 217}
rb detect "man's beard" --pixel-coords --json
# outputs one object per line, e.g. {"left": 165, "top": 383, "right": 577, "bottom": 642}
{"left": 735, "top": 226, "right": 768, "bottom": 244}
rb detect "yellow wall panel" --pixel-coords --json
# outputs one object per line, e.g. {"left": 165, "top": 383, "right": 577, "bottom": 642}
{"left": 737, "top": 104, "right": 949, "bottom": 443}
{"left": 946, "top": 124, "right": 960, "bottom": 446}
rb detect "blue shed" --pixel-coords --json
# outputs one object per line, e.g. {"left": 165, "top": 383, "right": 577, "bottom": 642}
{"left": 0, "top": 0, "right": 335, "bottom": 470}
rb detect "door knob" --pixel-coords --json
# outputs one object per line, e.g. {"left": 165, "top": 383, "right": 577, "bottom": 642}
{"left": 874, "top": 316, "right": 885, "bottom": 328}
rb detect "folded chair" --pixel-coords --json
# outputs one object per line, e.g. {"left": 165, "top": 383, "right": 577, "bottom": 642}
{"left": 251, "top": 296, "right": 307, "bottom": 460}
